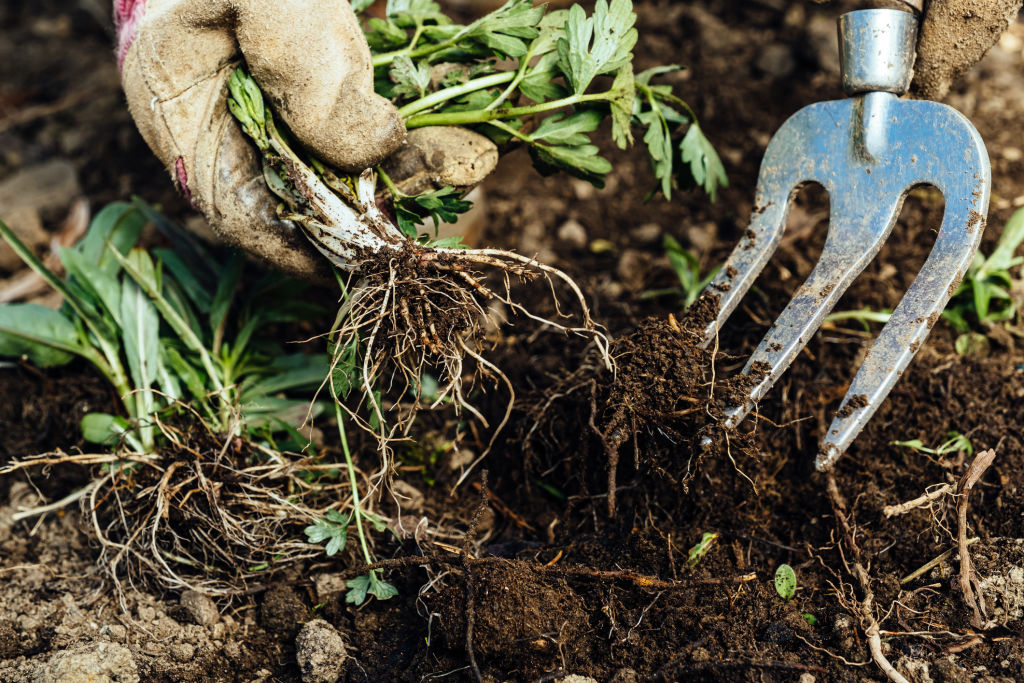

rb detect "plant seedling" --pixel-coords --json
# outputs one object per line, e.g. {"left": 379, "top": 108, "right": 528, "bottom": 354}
{"left": 686, "top": 531, "right": 718, "bottom": 569}
{"left": 892, "top": 431, "right": 974, "bottom": 458}
{"left": 642, "top": 235, "right": 719, "bottom": 307}
{"left": 774, "top": 564, "right": 796, "bottom": 600}
{"left": 943, "top": 206, "right": 1024, "bottom": 347}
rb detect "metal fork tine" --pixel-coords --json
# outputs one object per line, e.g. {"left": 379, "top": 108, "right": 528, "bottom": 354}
{"left": 699, "top": 125, "right": 814, "bottom": 348}
{"left": 817, "top": 182, "right": 989, "bottom": 470}
{"left": 720, "top": 197, "right": 904, "bottom": 429}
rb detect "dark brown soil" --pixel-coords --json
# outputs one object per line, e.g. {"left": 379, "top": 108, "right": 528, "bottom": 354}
{"left": 4, "top": 1, "right": 1024, "bottom": 682}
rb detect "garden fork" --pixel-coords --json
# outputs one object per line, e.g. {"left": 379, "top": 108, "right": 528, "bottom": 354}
{"left": 693, "top": 8, "right": 991, "bottom": 471}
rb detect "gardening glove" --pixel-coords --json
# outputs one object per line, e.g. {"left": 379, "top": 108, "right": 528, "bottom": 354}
{"left": 912, "top": 0, "right": 1023, "bottom": 99}
{"left": 114, "top": 0, "right": 498, "bottom": 282}
{"left": 812, "top": 0, "right": 1022, "bottom": 100}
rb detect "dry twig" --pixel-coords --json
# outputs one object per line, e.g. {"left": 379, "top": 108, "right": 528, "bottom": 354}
{"left": 955, "top": 448, "right": 996, "bottom": 629}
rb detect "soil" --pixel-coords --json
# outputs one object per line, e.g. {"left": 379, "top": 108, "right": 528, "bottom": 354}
{"left": 4, "top": 1, "right": 1024, "bottom": 682}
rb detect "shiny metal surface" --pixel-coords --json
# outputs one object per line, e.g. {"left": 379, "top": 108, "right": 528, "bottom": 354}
{"left": 839, "top": 9, "right": 918, "bottom": 95}
{"left": 695, "top": 9, "right": 991, "bottom": 472}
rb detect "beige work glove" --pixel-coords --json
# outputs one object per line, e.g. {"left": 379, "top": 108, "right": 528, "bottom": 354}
{"left": 115, "top": 0, "right": 497, "bottom": 281}
{"left": 913, "top": 0, "right": 1023, "bottom": 99}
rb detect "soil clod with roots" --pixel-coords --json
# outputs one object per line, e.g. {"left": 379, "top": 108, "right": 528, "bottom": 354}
{"left": 526, "top": 299, "right": 767, "bottom": 516}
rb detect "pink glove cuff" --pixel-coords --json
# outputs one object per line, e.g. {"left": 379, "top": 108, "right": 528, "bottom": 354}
{"left": 114, "top": 0, "right": 147, "bottom": 69}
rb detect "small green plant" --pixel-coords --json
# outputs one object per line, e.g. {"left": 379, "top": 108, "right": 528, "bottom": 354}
{"left": 686, "top": 531, "right": 718, "bottom": 569}
{"left": 363, "top": 0, "right": 726, "bottom": 201}
{"left": 892, "top": 431, "right": 974, "bottom": 458}
{"left": 774, "top": 564, "right": 796, "bottom": 600}
{"left": 823, "top": 306, "right": 893, "bottom": 330}
{"left": 943, "top": 207, "right": 1024, "bottom": 349}
{"left": 642, "top": 235, "right": 718, "bottom": 307}
{"left": 0, "top": 201, "right": 328, "bottom": 453}
{"left": 801, "top": 612, "right": 818, "bottom": 626}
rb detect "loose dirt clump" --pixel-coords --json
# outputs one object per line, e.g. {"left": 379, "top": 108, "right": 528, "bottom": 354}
{"left": 528, "top": 299, "right": 767, "bottom": 516}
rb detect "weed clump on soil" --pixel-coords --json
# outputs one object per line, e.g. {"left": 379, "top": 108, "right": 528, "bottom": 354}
{"left": 527, "top": 298, "right": 765, "bottom": 515}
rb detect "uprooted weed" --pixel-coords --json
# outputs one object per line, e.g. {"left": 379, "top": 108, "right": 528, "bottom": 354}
{"left": 3, "top": 414, "right": 368, "bottom": 603}
{"left": 326, "top": 239, "right": 611, "bottom": 493}
{"left": 525, "top": 299, "right": 766, "bottom": 516}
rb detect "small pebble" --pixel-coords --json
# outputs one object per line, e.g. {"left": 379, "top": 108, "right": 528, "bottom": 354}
{"left": 557, "top": 219, "right": 588, "bottom": 248}
{"left": 296, "top": 619, "right": 348, "bottom": 683}
{"left": 170, "top": 642, "right": 195, "bottom": 662}
{"left": 180, "top": 590, "right": 219, "bottom": 626}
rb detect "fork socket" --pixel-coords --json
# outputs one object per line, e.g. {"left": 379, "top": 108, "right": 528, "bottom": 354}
{"left": 839, "top": 9, "right": 918, "bottom": 96}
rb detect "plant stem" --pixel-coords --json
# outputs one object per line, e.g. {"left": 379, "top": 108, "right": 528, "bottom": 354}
{"left": 334, "top": 396, "right": 373, "bottom": 566}
{"left": 376, "top": 166, "right": 404, "bottom": 201}
{"left": 404, "top": 91, "right": 611, "bottom": 129}
{"left": 397, "top": 71, "right": 515, "bottom": 119}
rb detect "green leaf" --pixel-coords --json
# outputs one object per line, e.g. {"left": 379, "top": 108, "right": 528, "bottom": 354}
{"left": 530, "top": 143, "right": 612, "bottom": 187}
{"left": 0, "top": 304, "right": 84, "bottom": 366}
{"left": 0, "top": 218, "right": 117, "bottom": 348}
{"left": 60, "top": 247, "right": 123, "bottom": 325}
{"left": 557, "top": 0, "right": 637, "bottom": 95}
{"left": 609, "top": 65, "right": 636, "bottom": 149}
{"left": 367, "top": 572, "right": 399, "bottom": 601}
{"left": 680, "top": 123, "right": 728, "bottom": 202}
{"left": 120, "top": 277, "right": 160, "bottom": 396}
{"left": 955, "top": 331, "right": 989, "bottom": 357}
{"left": 346, "top": 571, "right": 398, "bottom": 605}
{"left": 81, "top": 412, "right": 130, "bottom": 445}
{"left": 531, "top": 109, "right": 603, "bottom": 146}
{"left": 350, "top": 0, "right": 374, "bottom": 13}
{"left": 345, "top": 574, "right": 371, "bottom": 605}
{"left": 518, "top": 52, "right": 567, "bottom": 103}
{"left": 774, "top": 564, "right": 797, "bottom": 600}
{"left": 366, "top": 18, "right": 413, "bottom": 51}
{"left": 154, "top": 249, "right": 213, "bottom": 313}
{"left": 390, "top": 54, "right": 433, "bottom": 100}
{"left": 802, "top": 613, "right": 818, "bottom": 627}
{"left": 304, "top": 512, "right": 350, "bottom": 556}
{"left": 76, "top": 202, "right": 146, "bottom": 274}
{"left": 466, "top": 0, "right": 545, "bottom": 58}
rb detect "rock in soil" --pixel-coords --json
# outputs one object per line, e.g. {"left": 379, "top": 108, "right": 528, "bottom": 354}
{"left": 31, "top": 642, "right": 138, "bottom": 683}
{"left": 295, "top": 619, "right": 348, "bottom": 683}
{"left": 179, "top": 590, "right": 219, "bottom": 627}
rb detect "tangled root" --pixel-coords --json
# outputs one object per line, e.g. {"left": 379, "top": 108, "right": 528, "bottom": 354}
{"left": 328, "top": 241, "right": 610, "bottom": 489}
{"left": 2, "top": 417, "right": 368, "bottom": 604}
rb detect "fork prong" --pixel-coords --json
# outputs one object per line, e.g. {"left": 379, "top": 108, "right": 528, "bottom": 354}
{"left": 816, "top": 193, "right": 988, "bottom": 471}
{"left": 719, "top": 198, "right": 904, "bottom": 429}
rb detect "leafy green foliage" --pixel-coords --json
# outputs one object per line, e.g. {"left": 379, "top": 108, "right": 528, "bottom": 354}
{"left": 686, "top": 532, "right": 718, "bottom": 569}
{"left": 774, "top": 564, "right": 796, "bottom": 600}
{"left": 394, "top": 186, "right": 473, "bottom": 239}
{"left": 943, "top": 207, "right": 1024, "bottom": 351}
{"left": 304, "top": 510, "right": 351, "bottom": 557}
{"left": 0, "top": 201, "right": 329, "bottom": 453}
{"left": 345, "top": 570, "right": 399, "bottom": 605}
{"left": 361, "top": 0, "right": 725, "bottom": 200}
{"left": 389, "top": 54, "right": 432, "bottom": 100}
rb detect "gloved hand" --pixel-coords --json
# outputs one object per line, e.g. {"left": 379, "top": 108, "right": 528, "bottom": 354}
{"left": 814, "top": 0, "right": 1022, "bottom": 99}
{"left": 115, "top": 0, "right": 498, "bottom": 281}
{"left": 913, "top": 0, "right": 1022, "bottom": 99}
